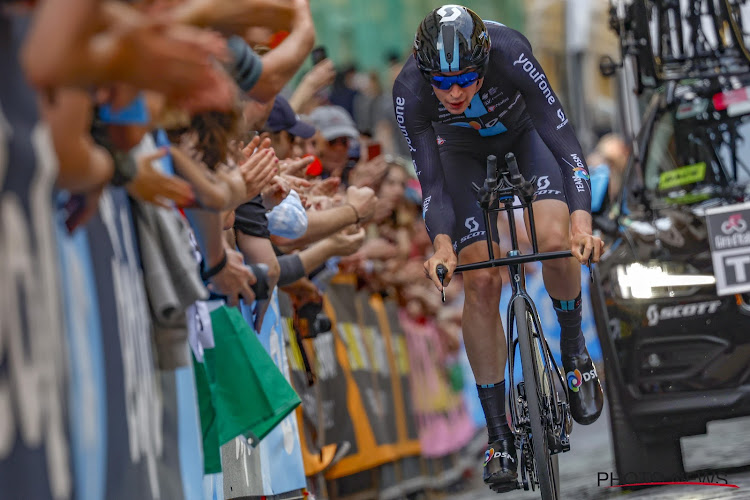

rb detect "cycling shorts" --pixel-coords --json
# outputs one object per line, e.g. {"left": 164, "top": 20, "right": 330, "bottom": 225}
{"left": 434, "top": 118, "right": 568, "bottom": 256}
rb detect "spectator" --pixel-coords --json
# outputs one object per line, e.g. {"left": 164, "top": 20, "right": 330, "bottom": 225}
{"left": 307, "top": 105, "right": 359, "bottom": 180}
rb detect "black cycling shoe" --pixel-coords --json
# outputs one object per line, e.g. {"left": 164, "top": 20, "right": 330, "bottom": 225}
{"left": 562, "top": 347, "right": 604, "bottom": 425}
{"left": 483, "top": 436, "right": 520, "bottom": 493}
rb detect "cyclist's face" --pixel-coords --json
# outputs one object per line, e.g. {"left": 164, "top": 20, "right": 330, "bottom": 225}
{"left": 431, "top": 70, "right": 483, "bottom": 115}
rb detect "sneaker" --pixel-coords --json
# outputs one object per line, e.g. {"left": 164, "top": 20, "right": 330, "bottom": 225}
{"left": 483, "top": 436, "right": 519, "bottom": 493}
{"left": 562, "top": 347, "right": 604, "bottom": 425}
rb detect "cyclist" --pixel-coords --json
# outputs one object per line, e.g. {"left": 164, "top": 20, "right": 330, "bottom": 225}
{"left": 393, "top": 5, "right": 604, "bottom": 493}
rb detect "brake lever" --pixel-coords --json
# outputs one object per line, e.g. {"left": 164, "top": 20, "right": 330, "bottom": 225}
{"left": 436, "top": 264, "right": 447, "bottom": 303}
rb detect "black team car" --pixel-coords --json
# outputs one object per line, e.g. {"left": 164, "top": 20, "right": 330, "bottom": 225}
{"left": 593, "top": 0, "right": 750, "bottom": 481}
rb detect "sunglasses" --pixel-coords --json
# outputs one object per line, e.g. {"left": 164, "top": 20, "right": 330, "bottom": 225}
{"left": 430, "top": 71, "right": 480, "bottom": 90}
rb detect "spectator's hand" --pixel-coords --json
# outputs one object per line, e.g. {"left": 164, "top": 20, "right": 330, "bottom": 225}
{"left": 93, "top": 3, "right": 231, "bottom": 111}
{"left": 239, "top": 145, "right": 279, "bottom": 200}
{"left": 279, "top": 156, "right": 314, "bottom": 177}
{"left": 127, "top": 148, "right": 195, "bottom": 208}
{"left": 344, "top": 185, "right": 376, "bottom": 223}
{"left": 281, "top": 173, "right": 312, "bottom": 193}
{"left": 288, "top": 59, "right": 335, "bottom": 112}
{"left": 328, "top": 226, "right": 366, "bottom": 256}
{"left": 349, "top": 156, "right": 388, "bottom": 189}
{"left": 171, "top": 0, "right": 295, "bottom": 35}
{"left": 207, "top": 248, "right": 257, "bottom": 306}
{"left": 261, "top": 175, "right": 291, "bottom": 209}
{"left": 304, "top": 194, "right": 334, "bottom": 211}
{"left": 309, "top": 177, "right": 340, "bottom": 197}
{"left": 359, "top": 237, "right": 399, "bottom": 260}
{"left": 303, "top": 59, "right": 336, "bottom": 92}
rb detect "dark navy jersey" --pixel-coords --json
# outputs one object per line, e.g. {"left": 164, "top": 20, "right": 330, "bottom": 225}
{"left": 393, "top": 21, "right": 591, "bottom": 242}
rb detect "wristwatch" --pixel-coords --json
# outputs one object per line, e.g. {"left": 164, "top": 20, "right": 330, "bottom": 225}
{"left": 109, "top": 149, "right": 137, "bottom": 187}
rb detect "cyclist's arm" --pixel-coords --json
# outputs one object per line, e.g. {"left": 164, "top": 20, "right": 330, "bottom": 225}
{"left": 503, "top": 36, "right": 592, "bottom": 216}
{"left": 392, "top": 81, "right": 455, "bottom": 246}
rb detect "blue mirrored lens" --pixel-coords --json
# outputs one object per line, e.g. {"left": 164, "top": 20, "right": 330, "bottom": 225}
{"left": 430, "top": 71, "right": 479, "bottom": 90}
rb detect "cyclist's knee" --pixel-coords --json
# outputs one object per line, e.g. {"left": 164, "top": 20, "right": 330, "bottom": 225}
{"left": 537, "top": 224, "right": 570, "bottom": 253}
{"left": 464, "top": 268, "right": 503, "bottom": 302}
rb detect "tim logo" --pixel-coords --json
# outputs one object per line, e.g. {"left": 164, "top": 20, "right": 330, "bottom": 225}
{"left": 465, "top": 217, "right": 480, "bottom": 232}
{"left": 721, "top": 214, "right": 747, "bottom": 235}
{"left": 537, "top": 176, "right": 551, "bottom": 190}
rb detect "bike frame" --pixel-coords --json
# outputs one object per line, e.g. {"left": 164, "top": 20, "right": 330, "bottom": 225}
{"left": 451, "top": 174, "right": 570, "bottom": 444}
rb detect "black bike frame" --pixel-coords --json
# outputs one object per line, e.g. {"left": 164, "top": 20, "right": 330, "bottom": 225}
{"left": 451, "top": 187, "right": 570, "bottom": 436}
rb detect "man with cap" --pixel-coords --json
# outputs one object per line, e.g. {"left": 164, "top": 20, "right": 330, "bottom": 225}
{"left": 264, "top": 95, "right": 317, "bottom": 160}
{"left": 307, "top": 105, "right": 360, "bottom": 179}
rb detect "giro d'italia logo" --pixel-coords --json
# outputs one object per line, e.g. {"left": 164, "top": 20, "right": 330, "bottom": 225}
{"left": 567, "top": 369, "right": 582, "bottom": 392}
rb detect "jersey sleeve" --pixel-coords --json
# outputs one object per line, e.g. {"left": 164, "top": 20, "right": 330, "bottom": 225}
{"left": 392, "top": 78, "right": 455, "bottom": 244}
{"left": 502, "top": 35, "right": 592, "bottom": 214}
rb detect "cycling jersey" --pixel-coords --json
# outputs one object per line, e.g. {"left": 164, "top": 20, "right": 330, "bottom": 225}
{"left": 393, "top": 22, "right": 592, "bottom": 247}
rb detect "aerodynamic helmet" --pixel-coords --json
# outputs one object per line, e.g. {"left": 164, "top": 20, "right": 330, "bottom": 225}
{"left": 413, "top": 5, "right": 491, "bottom": 79}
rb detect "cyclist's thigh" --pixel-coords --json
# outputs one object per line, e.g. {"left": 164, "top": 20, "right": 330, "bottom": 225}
{"left": 437, "top": 131, "right": 500, "bottom": 257}
{"left": 514, "top": 127, "right": 568, "bottom": 205}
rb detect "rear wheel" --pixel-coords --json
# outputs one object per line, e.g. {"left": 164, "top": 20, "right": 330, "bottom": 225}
{"left": 514, "top": 298, "right": 559, "bottom": 500}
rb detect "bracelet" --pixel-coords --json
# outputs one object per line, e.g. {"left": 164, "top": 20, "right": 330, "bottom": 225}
{"left": 346, "top": 203, "right": 362, "bottom": 224}
{"left": 201, "top": 250, "right": 228, "bottom": 281}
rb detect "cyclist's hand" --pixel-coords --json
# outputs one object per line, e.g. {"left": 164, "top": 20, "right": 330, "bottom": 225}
{"left": 571, "top": 231, "right": 604, "bottom": 264}
{"left": 424, "top": 243, "right": 457, "bottom": 292}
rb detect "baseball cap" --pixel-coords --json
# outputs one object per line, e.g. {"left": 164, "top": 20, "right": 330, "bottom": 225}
{"left": 266, "top": 96, "right": 316, "bottom": 138}
{"left": 307, "top": 105, "right": 359, "bottom": 141}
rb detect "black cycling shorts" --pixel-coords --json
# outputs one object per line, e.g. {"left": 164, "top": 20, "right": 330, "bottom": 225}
{"left": 434, "top": 118, "right": 568, "bottom": 255}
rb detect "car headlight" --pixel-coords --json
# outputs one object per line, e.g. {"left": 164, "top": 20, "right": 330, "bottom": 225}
{"left": 614, "top": 261, "right": 716, "bottom": 299}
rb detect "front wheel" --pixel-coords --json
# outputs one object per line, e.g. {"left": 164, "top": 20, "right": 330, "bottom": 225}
{"left": 514, "top": 298, "right": 559, "bottom": 500}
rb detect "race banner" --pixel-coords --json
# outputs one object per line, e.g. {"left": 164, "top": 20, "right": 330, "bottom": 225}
{"left": 323, "top": 275, "right": 398, "bottom": 480}
{"left": 355, "top": 291, "right": 399, "bottom": 451}
{"left": 398, "top": 310, "right": 475, "bottom": 459}
{"left": 56, "top": 221, "right": 107, "bottom": 500}
{"left": 282, "top": 292, "right": 339, "bottom": 477}
{"left": 0, "top": 33, "right": 71, "bottom": 499}
{"left": 86, "top": 189, "right": 173, "bottom": 500}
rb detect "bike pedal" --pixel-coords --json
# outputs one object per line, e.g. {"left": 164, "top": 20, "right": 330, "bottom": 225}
{"left": 489, "top": 481, "right": 520, "bottom": 493}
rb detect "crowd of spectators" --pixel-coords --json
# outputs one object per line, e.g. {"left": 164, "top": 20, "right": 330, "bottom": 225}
{"left": 3, "top": 0, "right": 475, "bottom": 455}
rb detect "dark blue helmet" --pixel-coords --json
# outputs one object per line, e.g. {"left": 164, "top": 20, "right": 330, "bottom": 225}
{"left": 413, "top": 5, "right": 491, "bottom": 79}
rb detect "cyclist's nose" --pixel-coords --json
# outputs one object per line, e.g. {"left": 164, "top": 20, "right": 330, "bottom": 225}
{"left": 449, "top": 84, "right": 463, "bottom": 98}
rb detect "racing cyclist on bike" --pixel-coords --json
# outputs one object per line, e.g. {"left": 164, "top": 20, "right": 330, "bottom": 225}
{"left": 393, "top": 5, "right": 605, "bottom": 493}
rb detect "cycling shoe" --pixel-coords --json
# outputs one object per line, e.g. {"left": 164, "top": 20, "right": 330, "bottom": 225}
{"left": 483, "top": 436, "right": 520, "bottom": 493}
{"left": 562, "top": 347, "right": 604, "bottom": 425}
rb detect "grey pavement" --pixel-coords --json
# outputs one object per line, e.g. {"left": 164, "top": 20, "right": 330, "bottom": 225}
{"left": 451, "top": 401, "right": 750, "bottom": 500}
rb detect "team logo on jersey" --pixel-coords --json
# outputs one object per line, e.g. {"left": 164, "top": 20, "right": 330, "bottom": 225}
{"left": 573, "top": 167, "right": 589, "bottom": 180}
{"left": 482, "top": 93, "right": 489, "bottom": 100}
{"left": 488, "top": 104, "right": 498, "bottom": 112}
{"left": 478, "top": 30, "right": 489, "bottom": 42}
{"left": 489, "top": 87, "right": 498, "bottom": 95}
{"left": 436, "top": 136, "right": 446, "bottom": 145}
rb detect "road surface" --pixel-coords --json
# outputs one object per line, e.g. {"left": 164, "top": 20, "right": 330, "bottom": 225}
{"left": 453, "top": 401, "right": 750, "bottom": 499}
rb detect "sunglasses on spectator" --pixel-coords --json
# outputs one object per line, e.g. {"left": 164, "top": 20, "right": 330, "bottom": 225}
{"left": 430, "top": 71, "right": 480, "bottom": 90}
{"left": 328, "top": 137, "right": 350, "bottom": 147}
